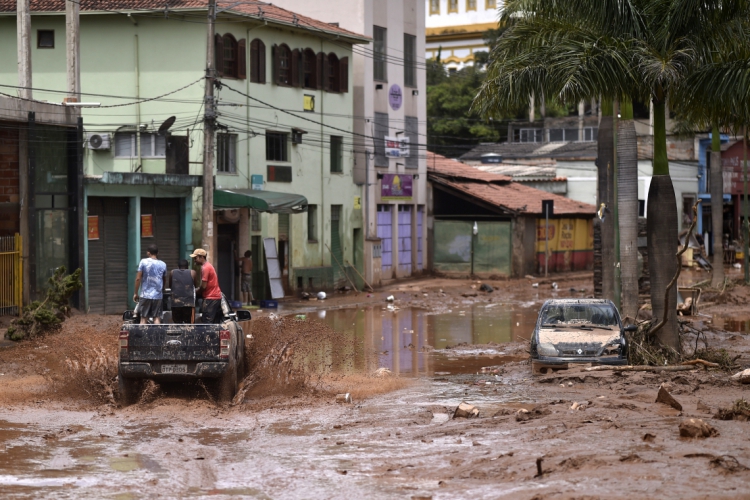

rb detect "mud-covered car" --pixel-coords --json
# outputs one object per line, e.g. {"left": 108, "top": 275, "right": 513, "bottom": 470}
{"left": 530, "top": 299, "right": 634, "bottom": 374}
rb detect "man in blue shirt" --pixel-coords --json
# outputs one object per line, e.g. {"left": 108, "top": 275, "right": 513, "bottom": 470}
{"left": 133, "top": 244, "right": 167, "bottom": 324}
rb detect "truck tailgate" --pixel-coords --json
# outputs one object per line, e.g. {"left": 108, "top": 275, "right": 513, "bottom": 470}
{"left": 123, "top": 324, "right": 223, "bottom": 362}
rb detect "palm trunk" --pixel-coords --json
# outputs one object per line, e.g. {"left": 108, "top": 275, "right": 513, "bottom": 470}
{"left": 710, "top": 125, "right": 725, "bottom": 288}
{"left": 617, "top": 98, "right": 638, "bottom": 322}
{"left": 648, "top": 97, "right": 679, "bottom": 351}
{"left": 597, "top": 100, "right": 615, "bottom": 302}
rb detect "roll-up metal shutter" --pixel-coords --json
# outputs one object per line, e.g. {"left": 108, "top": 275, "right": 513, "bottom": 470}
{"left": 330, "top": 205, "right": 343, "bottom": 286}
{"left": 87, "top": 197, "right": 129, "bottom": 314}
{"left": 140, "top": 198, "right": 181, "bottom": 273}
{"left": 278, "top": 213, "right": 289, "bottom": 241}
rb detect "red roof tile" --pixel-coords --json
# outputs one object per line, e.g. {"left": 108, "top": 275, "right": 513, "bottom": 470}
{"left": 428, "top": 152, "right": 595, "bottom": 216}
{"left": 0, "top": 0, "right": 368, "bottom": 41}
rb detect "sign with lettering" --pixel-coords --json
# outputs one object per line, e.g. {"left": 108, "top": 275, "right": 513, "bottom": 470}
{"left": 384, "top": 136, "right": 410, "bottom": 158}
{"left": 381, "top": 174, "right": 413, "bottom": 201}
{"left": 389, "top": 84, "right": 403, "bottom": 110}
{"left": 87, "top": 216, "right": 99, "bottom": 240}
{"left": 353, "top": 196, "right": 361, "bottom": 209}
{"left": 251, "top": 174, "right": 264, "bottom": 191}
{"left": 141, "top": 214, "right": 154, "bottom": 238}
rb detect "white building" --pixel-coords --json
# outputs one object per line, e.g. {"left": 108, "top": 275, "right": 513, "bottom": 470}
{"left": 426, "top": 0, "right": 501, "bottom": 70}
{"left": 271, "top": 0, "right": 428, "bottom": 286}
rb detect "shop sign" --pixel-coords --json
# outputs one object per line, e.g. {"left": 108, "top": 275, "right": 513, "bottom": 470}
{"left": 87, "top": 216, "right": 99, "bottom": 240}
{"left": 141, "top": 214, "right": 154, "bottom": 238}
{"left": 381, "top": 174, "right": 413, "bottom": 201}
{"left": 354, "top": 196, "right": 361, "bottom": 209}
{"left": 389, "top": 84, "right": 403, "bottom": 110}
{"left": 251, "top": 174, "right": 264, "bottom": 191}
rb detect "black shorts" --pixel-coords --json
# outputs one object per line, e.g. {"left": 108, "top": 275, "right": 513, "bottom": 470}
{"left": 202, "top": 299, "right": 223, "bottom": 324}
{"left": 172, "top": 307, "right": 194, "bottom": 324}
{"left": 139, "top": 298, "right": 163, "bottom": 319}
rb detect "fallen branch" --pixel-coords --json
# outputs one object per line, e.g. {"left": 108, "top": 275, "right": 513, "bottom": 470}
{"left": 584, "top": 365, "right": 697, "bottom": 372}
{"left": 682, "top": 359, "right": 720, "bottom": 368}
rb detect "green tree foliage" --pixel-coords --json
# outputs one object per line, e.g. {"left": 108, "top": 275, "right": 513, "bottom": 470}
{"left": 6, "top": 266, "right": 83, "bottom": 341}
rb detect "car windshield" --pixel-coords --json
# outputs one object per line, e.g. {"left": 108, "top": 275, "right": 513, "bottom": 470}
{"left": 541, "top": 303, "right": 618, "bottom": 327}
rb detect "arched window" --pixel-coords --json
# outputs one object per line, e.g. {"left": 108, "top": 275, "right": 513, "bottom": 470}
{"left": 327, "top": 53, "right": 340, "bottom": 92}
{"left": 303, "top": 49, "right": 317, "bottom": 89}
{"left": 250, "top": 39, "right": 266, "bottom": 83}
{"left": 274, "top": 44, "right": 292, "bottom": 85}
{"left": 223, "top": 34, "right": 238, "bottom": 78}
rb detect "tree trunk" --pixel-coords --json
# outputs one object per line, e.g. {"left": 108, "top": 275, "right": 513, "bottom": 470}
{"left": 710, "top": 127, "right": 724, "bottom": 288}
{"left": 617, "top": 115, "right": 638, "bottom": 322}
{"left": 597, "top": 102, "right": 615, "bottom": 302}
{"left": 649, "top": 97, "right": 679, "bottom": 351}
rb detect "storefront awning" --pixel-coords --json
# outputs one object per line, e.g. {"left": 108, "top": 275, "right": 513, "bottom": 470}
{"left": 213, "top": 189, "right": 308, "bottom": 214}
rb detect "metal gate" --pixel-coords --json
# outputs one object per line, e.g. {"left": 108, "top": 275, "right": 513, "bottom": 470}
{"left": 433, "top": 220, "right": 512, "bottom": 276}
{"left": 0, "top": 234, "right": 22, "bottom": 316}
{"left": 330, "top": 205, "right": 344, "bottom": 286}
{"left": 140, "top": 198, "right": 180, "bottom": 271}
{"left": 417, "top": 206, "right": 424, "bottom": 271}
{"left": 398, "top": 205, "right": 412, "bottom": 275}
{"left": 377, "top": 205, "right": 392, "bottom": 276}
{"left": 88, "top": 197, "right": 129, "bottom": 314}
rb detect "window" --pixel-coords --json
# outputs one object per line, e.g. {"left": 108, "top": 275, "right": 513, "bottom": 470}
{"left": 467, "top": 0, "right": 477, "bottom": 11}
{"left": 266, "top": 132, "right": 288, "bottom": 161}
{"left": 114, "top": 132, "right": 166, "bottom": 158}
{"left": 37, "top": 30, "right": 54, "bottom": 48}
{"left": 584, "top": 127, "right": 598, "bottom": 141}
{"left": 267, "top": 165, "right": 293, "bottom": 182}
{"left": 373, "top": 26, "right": 387, "bottom": 82}
{"left": 307, "top": 204, "right": 318, "bottom": 241}
{"left": 486, "top": 0, "right": 496, "bottom": 8}
{"left": 217, "top": 133, "right": 237, "bottom": 173}
{"left": 215, "top": 34, "right": 245, "bottom": 79}
{"left": 251, "top": 209, "right": 260, "bottom": 231}
{"left": 515, "top": 128, "right": 543, "bottom": 143}
{"left": 303, "top": 49, "right": 317, "bottom": 88}
{"left": 448, "top": 0, "right": 458, "bottom": 12}
{"left": 273, "top": 44, "right": 293, "bottom": 85}
{"left": 405, "top": 116, "right": 418, "bottom": 169}
{"left": 330, "top": 136, "right": 343, "bottom": 173}
{"left": 404, "top": 34, "right": 417, "bottom": 88}
{"left": 373, "top": 112, "right": 389, "bottom": 167}
{"left": 250, "top": 39, "right": 266, "bottom": 83}
{"left": 327, "top": 53, "right": 340, "bottom": 92}
{"left": 429, "top": 0, "right": 440, "bottom": 14}
{"left": 223, "top": 34, "right": 237, "bottom": 77}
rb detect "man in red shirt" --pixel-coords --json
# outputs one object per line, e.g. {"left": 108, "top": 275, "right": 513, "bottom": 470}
{"left": 190, "top": 248, "right": 224, "bottom": 324}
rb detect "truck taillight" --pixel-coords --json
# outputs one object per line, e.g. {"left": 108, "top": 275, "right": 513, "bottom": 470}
{"left": 119, "top": 331, "right": 129, "bottom": 358}
{"left": 220, "top": 330, "right": 230, "bottom": 359}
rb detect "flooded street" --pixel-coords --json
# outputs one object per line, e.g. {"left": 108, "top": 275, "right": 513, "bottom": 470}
{"left": 1, "top": 275, "right": 750, "bottom": 498}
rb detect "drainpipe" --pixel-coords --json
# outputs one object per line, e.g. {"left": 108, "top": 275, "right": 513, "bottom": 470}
{"left": 134, "top": 34, "right": 142, "bottom": 171}
{"left": 320, "top": 39, "right": 325, "bottom": 267}
{"left": 246, "top": 28, "right": 251, "bottom": 190}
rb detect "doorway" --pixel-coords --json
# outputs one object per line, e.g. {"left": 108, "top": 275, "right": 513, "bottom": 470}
{"left": 217, "top": 223, "right": 238, "bottom": 301}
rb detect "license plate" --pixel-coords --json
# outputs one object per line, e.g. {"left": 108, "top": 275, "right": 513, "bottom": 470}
{"left": 162, "top": 364, "right": 187, "bottom": 374}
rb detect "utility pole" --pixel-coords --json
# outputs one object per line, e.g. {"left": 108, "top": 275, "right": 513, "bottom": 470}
{"left": 17, "top": 0, "right": 31, "bottom": 100}
{"left": 201, "top": 0, "right": 216, "bottom": 259}
{"left": 65, "top": 0, "right": 80, "bottom": 101}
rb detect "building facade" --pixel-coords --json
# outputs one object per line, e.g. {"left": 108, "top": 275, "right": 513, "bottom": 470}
{"left": 425, "top": 0, "right": 501, "bottom": 70}
{"left": 0, "top": 1, "right": 368, "bottom": 312}
{"left": 272, "top": 0, "right": 428, "bottom": 286}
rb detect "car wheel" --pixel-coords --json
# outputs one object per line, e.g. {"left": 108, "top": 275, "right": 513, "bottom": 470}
{"left": 215, "top": 345, "right": 238, "bottom": 403}
{"left": 117, "top": 368, "right": 142, "bottom": 406}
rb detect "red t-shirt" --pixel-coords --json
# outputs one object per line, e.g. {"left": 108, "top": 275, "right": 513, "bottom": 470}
{"left": 201, "top": 261, "right": 222, "bottom": 299}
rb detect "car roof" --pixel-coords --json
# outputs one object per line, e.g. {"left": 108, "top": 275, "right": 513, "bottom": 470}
{"left": 542, "top": 299, "right": 614, "bottom": 305}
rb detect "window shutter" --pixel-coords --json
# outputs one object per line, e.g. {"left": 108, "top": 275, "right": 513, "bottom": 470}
{"left": 238, "top": 39, "right": 247, "bottom": 79}
{"left": 291, "top": 48, "right": 300, "bottom": 88}
{"left": 215, "top": 34, "right": 224, "bottom": 76}
{"left": 322, "top": 54, "right": 330, "bottom": 91}
{"left": 258, "top": 40, "right": 266, "bottom": 84}
{"left": 339, "top": 56, "right": 348, "bottom": 93}
{"left": 250, "top": 39, "right": 259, "bottom": 83}
{"left": 316, "top": 52, "right": 324, "bottom": 90}
{"left": 272, "top": 44, "right": 279, "bottom": 84}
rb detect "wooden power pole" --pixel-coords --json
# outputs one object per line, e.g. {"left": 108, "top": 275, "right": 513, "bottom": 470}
{"left": 201, "top": 0, "right": 217, "bottom": 259}
{"left": 17, "top": 0, "right": 31, "bottom": 100}
{"left": 66, "top": 0, "right": 80, "bottom": 101}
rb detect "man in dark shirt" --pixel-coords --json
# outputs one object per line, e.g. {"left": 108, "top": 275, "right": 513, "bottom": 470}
{"left": 169, "top": 259, "right": 199, "bottom": 324}
{"left": 190, "top": 248, "right": 224, "bottom": 324}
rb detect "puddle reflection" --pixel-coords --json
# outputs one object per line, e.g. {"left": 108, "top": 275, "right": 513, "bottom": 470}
{"left": 319, "top": 303, "right": 539, "bottom": 377}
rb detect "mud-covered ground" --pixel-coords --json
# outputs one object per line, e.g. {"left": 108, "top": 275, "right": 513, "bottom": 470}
{"left": 1, "top": 272, "right": 750, "bottom": 499}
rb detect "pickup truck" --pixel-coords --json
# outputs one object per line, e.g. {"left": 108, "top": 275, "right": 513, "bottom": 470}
{"left": 117, "top": 308, "right": 252, "bottom": 405}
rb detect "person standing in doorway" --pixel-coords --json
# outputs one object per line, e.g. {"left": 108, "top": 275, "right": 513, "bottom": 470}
{"left": 190, "top": 248, "right": 223, "bottom": 324}
{"left": 169, "top": 259, "right": 199, "bottom": 324}
{"left": 133, "top": 244, "right": 167, "bottom": 324}
{"left": 238, "top": 250, "right": 254, "bottom": 305}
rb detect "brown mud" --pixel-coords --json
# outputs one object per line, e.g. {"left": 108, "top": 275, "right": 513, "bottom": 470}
{"left": 1, "top": 272, "right": 750, "bottom": 498}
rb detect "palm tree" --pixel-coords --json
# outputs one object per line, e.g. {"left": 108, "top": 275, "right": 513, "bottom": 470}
{"left": 474, "top": 0, "right": 750, "bottom": 352}
{"left": 617, "top": 97, "right": 639, "bottom": 321}
{"left": 597, "top": 100, "right": 616, "bottom": 302}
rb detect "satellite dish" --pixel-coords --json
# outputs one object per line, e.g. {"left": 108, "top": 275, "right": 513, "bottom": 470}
{"left": 158, "top": 116, "right": 176, "bottom": 134}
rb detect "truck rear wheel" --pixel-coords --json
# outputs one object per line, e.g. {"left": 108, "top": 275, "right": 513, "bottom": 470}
{"left": 118, "top": 369, "right": 142, "bottom": 406}
{"left": 216, "top": 354, "right": 238, "bottom": 402}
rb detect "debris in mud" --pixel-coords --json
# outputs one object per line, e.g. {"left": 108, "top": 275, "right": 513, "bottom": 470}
{"left": 336, "top": 393, "right": 353, "bottom": 404}
{"left": 643, "top": 433, "right": 656, "bottom": 442}
{"left": 479, "top": 283, "right": 493, "bottom": 293}
{"left": 453, "top": 402, "right": 479, "bottom": 418}
{"left": 569, "top": 401, "right": 588, "bottom": 411}
{"left": 656, "top": 384, "right": 683, "bottom": 411}
{"left": 710, "top": 455, "right": 749, "bottom": 473}
{"left": 679, "top": 418, "right": 719, "bottom": 438}
{"left": 714, "top": 399, "right": 750, "bottom": 421}
{"left": 697, "top": 401, "right": 712, "bottom": 414}
{"left": 515, "top": 406, "right": 550, "bottom": 421}
{"left": 731, "top": 368, "right": 750, "bottom": 384}
{"left": 374, "top": 367, "right": 392, "bottom": 377}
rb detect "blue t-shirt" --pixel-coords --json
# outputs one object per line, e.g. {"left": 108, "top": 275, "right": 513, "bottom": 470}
{"left": 138, "top": 258, "right": 167, "bottom": 299}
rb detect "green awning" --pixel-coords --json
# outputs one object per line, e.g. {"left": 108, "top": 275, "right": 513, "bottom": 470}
{"left": 213, "top": 189, "right": 308, "bottom": 214}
